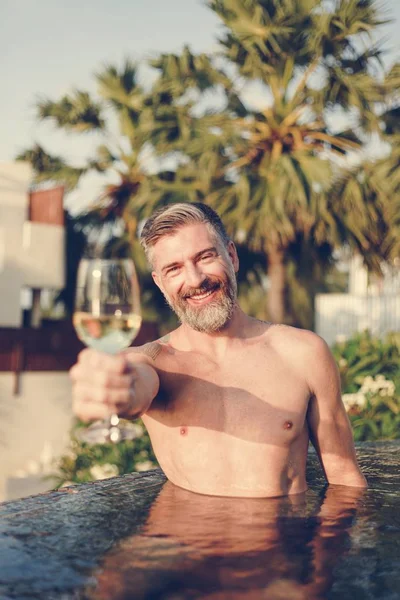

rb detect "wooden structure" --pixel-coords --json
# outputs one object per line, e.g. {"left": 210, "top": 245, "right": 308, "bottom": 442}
{"left": 29, "top": 186, "right": 65, "bottom": 225}
{"left": 0, "top": 320, "right": 159, "bottom": 390}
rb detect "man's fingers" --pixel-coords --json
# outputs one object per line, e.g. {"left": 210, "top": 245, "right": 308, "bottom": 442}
{"left": 73, "top": 395, "right": 111, "bottom": 423}
{"left": 71, "top": 350, "right": 140, "bottom": 422}
{"left": 97, "top": 370, "right": 135, "bottom": 390}
{"left": 72, "top": 383, "right": 136, "bottom": 418}
{"left": 77, "top": 348, "right": 128, "bottom": 374}
{"left": 70, "top": 363, "right": 133, "bottom": 389}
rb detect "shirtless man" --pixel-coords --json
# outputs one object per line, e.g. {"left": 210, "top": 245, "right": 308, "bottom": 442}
{"left": 70, "top": 202, "right": 367, "bottom": 497}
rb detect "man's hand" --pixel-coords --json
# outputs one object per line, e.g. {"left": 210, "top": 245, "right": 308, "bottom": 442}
{"left": 70, "top": 349, "right": 159, "bottom": 422}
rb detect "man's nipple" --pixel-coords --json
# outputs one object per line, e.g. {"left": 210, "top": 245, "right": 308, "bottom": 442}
{"left": 180, "top": 426, "right": 188, "bottom": 436}
{"left": 283, "top": 420, "right": 293, "bottom": 430}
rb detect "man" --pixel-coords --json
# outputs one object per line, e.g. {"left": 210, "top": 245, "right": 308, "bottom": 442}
{"left": 70, "top": 202, "right": 367, "bottom": 497}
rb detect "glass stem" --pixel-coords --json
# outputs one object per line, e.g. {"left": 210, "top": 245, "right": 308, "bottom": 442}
{"left": 110, "top": 414, "right": 120, "bottom": 427}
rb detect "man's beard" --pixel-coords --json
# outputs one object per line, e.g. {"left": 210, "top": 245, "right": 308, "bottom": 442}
{"left": 163, "top": 268, "right": 237, "bottom": 333}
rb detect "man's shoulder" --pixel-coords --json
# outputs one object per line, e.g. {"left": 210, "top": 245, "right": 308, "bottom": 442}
{"left": 125, "top": 332, "right": 176, "bottom": 363}
{"left": 266, "top": 325, "right": 334, "bottom": 393}
{"left": 267, "top": 324, "right": 330, "bottom": 363}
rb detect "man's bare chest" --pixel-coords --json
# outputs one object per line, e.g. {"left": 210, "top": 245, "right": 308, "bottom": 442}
{"left": 148, "top": 349, "right": 311, "bottom": 445}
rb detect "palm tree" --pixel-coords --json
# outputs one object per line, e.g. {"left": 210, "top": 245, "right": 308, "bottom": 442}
{"left": 17, "top": 60, "right": 209, "bottom": 324}
{"left": 17, "top": 144, "right": 86, "bottom": 190}
{"left": 200, "top": 0, "right": 398, "bottom": 322}
{"left": 17, "top": 60, "right": 201, "bottom": 240}
{"left": 135, "top": 0, "right": 398, "bottom": 323}
{"left": 331, "top": 60, "right": 400, "bottom": 277}
{"left": 138, "top": 46, "right": 237, "bottom": 210}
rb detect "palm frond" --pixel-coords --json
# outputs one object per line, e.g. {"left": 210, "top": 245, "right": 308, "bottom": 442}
{"left": 16, "top": 144, "right": 86, "bottom": 190}
{"left": 37, "top": 91, "right": 104, "bottom": 132}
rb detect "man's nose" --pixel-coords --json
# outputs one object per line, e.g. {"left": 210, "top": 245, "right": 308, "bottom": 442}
{"left": 185, "top": 263, "right": 205, "bottom": 288}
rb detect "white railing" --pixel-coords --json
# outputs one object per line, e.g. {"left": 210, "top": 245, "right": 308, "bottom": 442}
{"left": 315, "top": 293, "right": 400, "bottom": 346}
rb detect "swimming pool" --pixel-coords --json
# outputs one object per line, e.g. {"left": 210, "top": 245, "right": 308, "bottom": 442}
{"left": 0, "top": 441, "right": 399, "bottom": 599}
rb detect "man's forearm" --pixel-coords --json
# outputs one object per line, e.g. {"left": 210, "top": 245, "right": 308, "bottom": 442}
{"left": 324, "top": 461, "right": 367, "bottom": 488}
{"left": 126, "top": 362, "right": 160, "bottom": 419}
{"left": 328, "top": 473, "right": 368, "bottom": 488}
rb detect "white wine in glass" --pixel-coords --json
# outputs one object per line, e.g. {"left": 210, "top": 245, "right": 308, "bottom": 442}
{"left": 73, "top": 258, "right": 142, "bottom": 444}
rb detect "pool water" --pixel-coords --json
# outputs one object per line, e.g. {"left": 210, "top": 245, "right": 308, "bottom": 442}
{"left": 0, "top": 442, "right": 398, "bottom": 599}
{"left": 85, "top": 442, "right": 399, "bottom": 600}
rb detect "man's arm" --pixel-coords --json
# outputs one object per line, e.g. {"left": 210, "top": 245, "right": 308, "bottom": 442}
{"left": 70, "top": 346, "right": 160, "bottom": 423}
{"left": 305, "top": 334, "right": 367, "bottom": 488}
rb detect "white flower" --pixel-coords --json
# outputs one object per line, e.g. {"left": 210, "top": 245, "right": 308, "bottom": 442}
{"left": 90, "top": 463, "right": 119, "bottom": 480}
{"left": 339, "top": 358, "right": 348, "bottom": 367}
{"left": 342, "top": 392, "right": 366, "bottom": 410}
{"left": 360, "top": 374, "right": 396, "bottom": 396}
{"left": 119, "top": 421, "right": 144, "bottom": 439}
{"left": 135, "top": 461, "right": 155, "bottom": 472}
{"left": 343, "top": 373, "right": 398, "bottom": 411}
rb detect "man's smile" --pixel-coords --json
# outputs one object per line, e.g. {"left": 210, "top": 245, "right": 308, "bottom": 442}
{"left": 186, "top": 288, "right": 219, "bottom": 304}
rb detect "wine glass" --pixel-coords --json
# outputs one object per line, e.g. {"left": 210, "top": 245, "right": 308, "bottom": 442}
{"left": 73, "top": 258, "right": 142, "bottom": 444}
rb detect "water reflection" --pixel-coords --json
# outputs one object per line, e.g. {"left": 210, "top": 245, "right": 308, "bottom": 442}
{"left": 87, "top": 483, "right": 366, "bottom": 600}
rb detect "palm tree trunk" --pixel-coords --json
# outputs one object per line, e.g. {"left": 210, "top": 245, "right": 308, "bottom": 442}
{"left": 266, "top": 243, "right": 287, "bottom": 323}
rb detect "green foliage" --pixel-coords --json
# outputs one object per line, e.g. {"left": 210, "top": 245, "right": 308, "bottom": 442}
{"left": 332, "top": 330, "right": 400, "bottom": 393}
{"left": 350, "top": 395, "right": 400, "bottom": 442}
{"left": 204, "top": 0, "right": 399, "bottom": 322}
{"left": 37, "top": 90, "right": 104, "bottom": 131}
{"left": 332, "top": 331, "right": 400, "bottom": 442}
{"left": 52, "top": 419, "right": 158, "bottom": 488}
{"left": 16, "top": 144, "right": 86, "bottom": 190}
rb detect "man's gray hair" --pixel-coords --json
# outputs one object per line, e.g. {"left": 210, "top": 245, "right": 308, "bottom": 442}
{"left": 140, "top": 202, "right": 230, "bottom": 265}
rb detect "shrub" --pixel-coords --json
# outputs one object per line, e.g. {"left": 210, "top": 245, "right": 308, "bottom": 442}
{"left": 332, "top": 331, "right": 399, "bottom": 442}
{"left": 52, "top": 419, "right": 158, "bottom": 488}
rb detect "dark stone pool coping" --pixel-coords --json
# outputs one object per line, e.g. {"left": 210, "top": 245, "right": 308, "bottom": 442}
{"left": 0, "top": 470, "right": 166, "bottom": 599}
{"left": 0, "top": 442, "right": 399, "bottom": 599}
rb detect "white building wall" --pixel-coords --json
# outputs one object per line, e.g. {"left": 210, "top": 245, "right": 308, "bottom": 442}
{"left": 0, "top": 162, "right": 66, "bottom": 326}
{"left": 315, "top": 293, "right": 400, "bottom": 346}
{"left": 22, "top": 222, "right": 65, "bottom": 289}
{"left": 0, "top": 372, "right": 74, "bottom": 501}
{"left": 0, "top": 164, "right": 71, "bottom": 501}
{"left": 0, "top": 162, "right": 31, "bottom": 327}
{"left": 316, "top": 251, "right": 400, "bottom": 345}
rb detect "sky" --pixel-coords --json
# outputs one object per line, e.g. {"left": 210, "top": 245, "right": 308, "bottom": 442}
{"left": 1, "top": 0, "right": 399, "bottom": 211}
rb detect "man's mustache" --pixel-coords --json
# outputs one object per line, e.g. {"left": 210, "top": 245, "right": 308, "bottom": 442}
{"left": 181, "top": 278, "right": 221, "bottom": 300}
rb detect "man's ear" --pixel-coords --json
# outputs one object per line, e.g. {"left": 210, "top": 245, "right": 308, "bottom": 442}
{"left": 228, "top": 241, "right": 239, "bottom": 273}
{"left": 152, "top": 271, "right": 162, "bottom": 291}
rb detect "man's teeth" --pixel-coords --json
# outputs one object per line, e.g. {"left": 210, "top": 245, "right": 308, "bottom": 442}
{"left": 190, "top": 290, "right": 214, "bottom": 300}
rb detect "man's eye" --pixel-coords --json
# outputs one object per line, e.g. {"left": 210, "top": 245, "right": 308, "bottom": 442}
{"left": 200, "top": 254, "right": 214, "bottom": 261}
{"left": 167, "top": 266, "right": 180, "bottom": 275}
